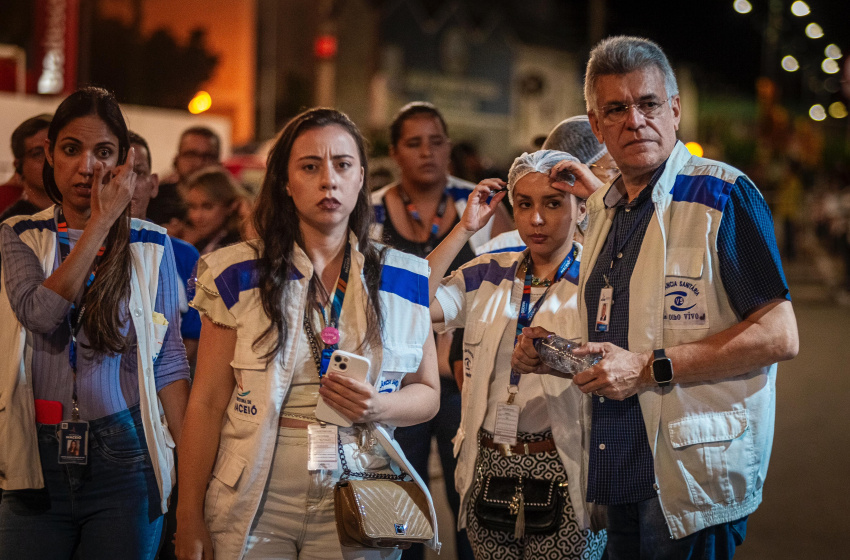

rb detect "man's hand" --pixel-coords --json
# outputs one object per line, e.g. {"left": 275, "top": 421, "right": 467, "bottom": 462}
{"left": 572, "top": 343, "right": 651, "bottom": 400}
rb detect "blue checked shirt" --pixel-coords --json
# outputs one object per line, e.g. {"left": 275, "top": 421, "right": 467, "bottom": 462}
{"left": 584, "top": 163, "right": 790, "bottom": 505}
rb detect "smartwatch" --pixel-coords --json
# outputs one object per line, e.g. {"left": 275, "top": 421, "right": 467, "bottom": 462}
{"left": 651, "top": 349, "right": 673, "bottom": 387}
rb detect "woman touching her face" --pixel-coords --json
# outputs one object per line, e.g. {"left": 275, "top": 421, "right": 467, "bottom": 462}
{"left": 0, "top": 87, "right": 190, "bottom": 560}
{"left": 425, "top": 150, "right": 606, "bottom": 560}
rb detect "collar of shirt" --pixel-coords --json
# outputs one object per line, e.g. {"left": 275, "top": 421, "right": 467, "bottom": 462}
{"left": 603, "top": 160, "right": 669, "bottom": 209}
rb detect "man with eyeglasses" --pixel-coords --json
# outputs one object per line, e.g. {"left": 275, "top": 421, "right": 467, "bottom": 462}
{"left": 514, "top": 36, "right": 798, "bottom": 558}
{"left": 147, "top": 126, "right": 222, "bottom": 233}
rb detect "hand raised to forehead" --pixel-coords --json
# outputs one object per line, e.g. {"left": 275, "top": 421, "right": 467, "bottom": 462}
{"left": 90, "top": 147, "right": 137, "bottom": 227}
{"left": 549, "top": 160, "right": 604, "bottom": 200}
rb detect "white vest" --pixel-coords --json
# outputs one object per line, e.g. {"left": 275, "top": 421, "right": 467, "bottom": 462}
{"left": 578, "top": 141, "right": 777, "bottom": 538}
{"left": 434, "top": 246, "right": 603, "bottom": 532}
{"left": 192, "top": 237, "right": 439, "bottom": 559}
{"left": 0, "top": 206, "right": 177, "bottom": 514}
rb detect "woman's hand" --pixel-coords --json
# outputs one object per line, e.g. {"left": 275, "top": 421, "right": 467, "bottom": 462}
{"left": 89, "top": 146, "right": 137, "bottom": 229}
{"left": 459, "top": 178, "right": 507, "bottom": 235}
{"left": 319, "top": 372, "right": 388, "bottom": 424}
{"left": 511, "top": 326, "right": 564, "bottom": 378}
{"left": 175, "top": 514, "right": 215, "bottom": 560}
{"left": 548, "top": 159, "right": 604, "bottom": 200}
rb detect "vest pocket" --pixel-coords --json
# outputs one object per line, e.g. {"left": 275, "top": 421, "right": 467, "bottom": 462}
{"left": 668, "top": 410, "right": 754, "bottom": 506}
{"left": 205, "top": 446, "right": 248, "bottom": 535}
{"left": 228, "top": 337, "right": 266, "bottom": 425}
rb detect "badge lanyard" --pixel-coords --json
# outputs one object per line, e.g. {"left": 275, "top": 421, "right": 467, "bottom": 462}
{"left": 596, "top": 200, "right": 654, "bottom": 332}
{"left": 397, "top": 186, "right": 450, "bottom": 253}
{"left": 507, "top": 246, "right": 577, "bottom": 404}
{"left": 304, "top": 240, "right": 352, "bottom": 380}
{"left": 56, "top": 207, "right": 104, "bottom": 422}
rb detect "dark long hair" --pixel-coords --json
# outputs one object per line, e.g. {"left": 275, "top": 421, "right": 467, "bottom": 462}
{"left": 253, "top": 108, "right": 384, "bottom": 360}
{"left": 44, "top": 87, "right": 132, "bottom": 355}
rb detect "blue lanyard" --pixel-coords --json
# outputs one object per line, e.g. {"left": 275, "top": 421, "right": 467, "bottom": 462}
{"left": 508, "top": 245, "right": 578, "bottom": 392}
{"left": 56, "top": 207, "right": 105, "bottom": 420}
{"left": 315, "top": 240, "right": 352, "bottom": 376}
{"left": 606, "top": 195, "right": 654, "bottom": 283}
{"left": 397, "top": 186, "right": 450, "bottom": 253}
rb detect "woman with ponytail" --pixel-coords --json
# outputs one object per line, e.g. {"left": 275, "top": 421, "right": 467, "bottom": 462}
{"left": 0, "top": 87, "right": 190, "bottom": 559}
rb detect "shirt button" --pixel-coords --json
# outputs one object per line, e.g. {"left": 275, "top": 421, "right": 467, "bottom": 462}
{"left": 625, "top": 207, "right": 631, "bottom": 212}
{"left": 133, "top": 308, "right": 142, "bottom": 317}
{"left": 599, "top": 443, "right": 606, "bottom": 450}
{"left": 599, "top": 396, "right": 605, "bottom": 403}
{"left": 616, "top": 252, "right": 623, "bottom": 259}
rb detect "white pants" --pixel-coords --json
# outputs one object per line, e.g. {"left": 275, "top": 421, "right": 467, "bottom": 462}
{"left": 243, "top": 427, "right": 401, "bottom": 560}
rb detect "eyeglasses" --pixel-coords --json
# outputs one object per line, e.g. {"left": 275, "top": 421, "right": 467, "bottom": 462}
{"left": 598, "top": 97, "right": 669, "bottom": 125}
{"left": 589, "top": 163, "right": 619, "bottom": 173}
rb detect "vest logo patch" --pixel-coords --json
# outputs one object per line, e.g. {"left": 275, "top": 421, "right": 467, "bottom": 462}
{"left": 664, "top": 278, "right": 708, "bottom": 330}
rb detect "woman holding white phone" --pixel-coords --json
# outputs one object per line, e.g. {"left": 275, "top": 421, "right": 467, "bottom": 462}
{"left": 175, "top": 108, "right": 441, "bottom": 560}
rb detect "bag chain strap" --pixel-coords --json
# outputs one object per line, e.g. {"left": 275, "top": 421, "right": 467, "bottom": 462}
{"left": 337, "top": 434, "right": 408, "bottom": 482}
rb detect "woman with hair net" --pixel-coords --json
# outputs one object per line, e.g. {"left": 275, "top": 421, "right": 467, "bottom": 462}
{"left": 475, "top": 115, "right": 619, "bottom": 255}
{"left": 425, "top": 150, "right": 607, "bottom": 559}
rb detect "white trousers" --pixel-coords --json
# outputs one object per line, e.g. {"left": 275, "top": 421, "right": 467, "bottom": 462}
{"left": 243, "top": 427, "right": 401, "bottom": 560}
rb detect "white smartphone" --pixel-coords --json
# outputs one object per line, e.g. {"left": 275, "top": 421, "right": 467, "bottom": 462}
{"left": 314, "top": 350, "right": 371, "bottom": 427}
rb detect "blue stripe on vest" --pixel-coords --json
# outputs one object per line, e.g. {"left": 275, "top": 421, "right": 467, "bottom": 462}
{"left": 445, "top": 185, "right": 471, "bottom": 202}
{"left": 463, "top": 260, "right": 518, "bottom": 293}
{"left": 486, "top": 245, "right": 526, "bottom": 254}
{"left": 372, "top": 204, "right": 386, "bottom": 225}
{"left": 130, "top": 228, "right": 167, "bottom": 246}
{"left": 671, "top": 173, "right": 734, "bottom": 211}
{"left": 215, "top": 260, "right": 260, "bottom": 310}
{"left": 12, "top": 218, "right": 56, "bottom": 235}
{"left": 380, "top": 265, "right": 428, "bottom": 306}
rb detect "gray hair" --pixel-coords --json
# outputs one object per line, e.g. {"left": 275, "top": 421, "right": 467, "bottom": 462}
{"left": 542, "top": 115, "right": 607, "bottom": 165}
{"left": 507, "top": 150, "right": 580, "bottom": 206}
{"left": 584, "top": 36, "right": 679, "bottom": 112}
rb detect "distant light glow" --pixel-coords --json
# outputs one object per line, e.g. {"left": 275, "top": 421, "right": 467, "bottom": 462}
{"left": 781, "top": 55, "right": 800, "bottom": 72}
{"left": 685, "top": 142, "right": 704, "bottom": 157}
{"left": 809, "top": 104, "right": 827, "bottom": 121}
{"left": 829, "top": 101, "right": 848, "bottom": 119}
{"left": 825, "top": 44, "right": 842, "bottom": 59}
{"left": 314, "top": 35, "right": 338, "bottom": 59}
{"left": 733, "top": 0, "right": 752, "bottom": 14}
{"left": 791, "top": 1, "right": 811, "bottom": 17}
{"left": 822, "top": 58, "right": 840, "bottom": 74}
{"left": 806, "top": 23, "right": 824, "bottom": 39}
{"left": 188, "top": 91, "right": 212, "bottom": 114}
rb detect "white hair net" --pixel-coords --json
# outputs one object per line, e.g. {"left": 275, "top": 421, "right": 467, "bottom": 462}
{"left": 542, "top": 115, "right": 607, "bottom": 165}
{"left": 506, "top": 149, "right": 580, "bottom": 206}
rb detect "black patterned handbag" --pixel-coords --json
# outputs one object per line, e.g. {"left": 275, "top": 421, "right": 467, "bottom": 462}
{"left": 473, "top": 474, "right": 565, "bottom": 537}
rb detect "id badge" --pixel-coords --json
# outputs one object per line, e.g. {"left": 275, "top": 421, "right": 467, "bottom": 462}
{"left": 307, "top": 423, "right": 339, "bottom": 470}
{"left": 595, "top": 287, "right": 613, "bottom": 332}
{"left": 57, "top": 421, "right": 89, "bottom": 465}
{"left": 492, "top": 402, "right": 520, "bottom": 446}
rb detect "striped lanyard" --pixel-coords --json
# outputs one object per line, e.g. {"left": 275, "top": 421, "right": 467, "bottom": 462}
{"left": 397, "top": 186, "right": 450, "bottom": 253}
{"left": 507, "top": 245, "right": 577, "bottom": 402}
{"left": 56, "top": 207, "right": 105, "bottom": 420}
{"left": 309, "top": 240, "right": 352, "bottom": 378}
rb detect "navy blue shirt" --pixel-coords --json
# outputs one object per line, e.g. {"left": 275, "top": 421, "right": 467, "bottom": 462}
{"left": 584, "top": 166, "right": 790, "bottom": 505}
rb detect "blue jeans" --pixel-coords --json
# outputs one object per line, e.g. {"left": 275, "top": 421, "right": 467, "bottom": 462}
{"left": 605, "top": 496, "right": 747, "bottom": 560}
{"left": 395, "top": 377, "right": 474, "bottom": 560}
{"left": 0, "top": 405, "right": 164, "bottom": 560}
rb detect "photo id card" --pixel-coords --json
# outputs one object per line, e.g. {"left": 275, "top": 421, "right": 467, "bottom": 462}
{"left": 595, "top": 287, "right": 613, "bottom": 332}
{"left": 492, "top": 402, "right": 520, "bottom": 445}
{"left": 58, "top": 421, "right": 89, "bottom": 465}
{"left": 307, "top": 423, "right": 339, "bottom": 471}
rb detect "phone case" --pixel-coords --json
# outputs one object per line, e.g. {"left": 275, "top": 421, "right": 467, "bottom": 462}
{"left": 314, "top": 350, "right": 371, "bottom": 427}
